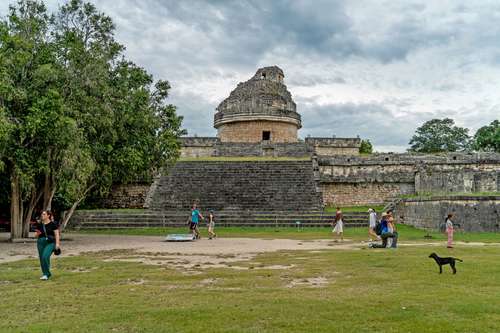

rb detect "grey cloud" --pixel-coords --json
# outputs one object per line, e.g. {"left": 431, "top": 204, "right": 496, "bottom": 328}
{"left": 300, "top": 102, "right": 438, "bottom": 149}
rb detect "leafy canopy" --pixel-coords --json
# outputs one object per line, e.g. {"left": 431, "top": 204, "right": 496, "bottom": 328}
{"left": 473, "top": 120, "right": 500, "bottom": 153}
{"left": 408, "top": 118, "right": 470, "bottom": 153}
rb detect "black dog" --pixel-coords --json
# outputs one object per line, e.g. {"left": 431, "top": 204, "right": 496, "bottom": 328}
{"left": 429, "top": 252, "right": 463, "bottom": 274}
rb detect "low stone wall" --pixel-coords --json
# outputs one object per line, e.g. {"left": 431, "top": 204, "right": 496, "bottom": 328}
{"left": 396, "top": 196, "right": 500, "bottom": 232}
{"left": 321, "top": 182, "right": 415, "bottom": 206}
{"left": 100, "top": 184, "right": 150, "bottom": 209}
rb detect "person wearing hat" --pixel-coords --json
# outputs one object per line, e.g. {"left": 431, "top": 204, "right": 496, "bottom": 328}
{"left": 368, "top": 208, "right": 380, "bottom": 241}
{"left": 207, "top": 209, "right": 217, "bottom": 240}
{"left": 369, "top": 212, "right": 398, "bottom": 248}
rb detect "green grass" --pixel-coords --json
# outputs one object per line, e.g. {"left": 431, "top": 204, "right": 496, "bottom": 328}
{"left": 68, "top": 225, "right": 500, "bottom": 242}
{"left": 324, "top": 205, "right": 385, "bottom": 213}
{"left": 2, "top": 243, "right": 500, "bottom": 332}
{"left": 178, "top": 156, "right": 310, "bottom": 162}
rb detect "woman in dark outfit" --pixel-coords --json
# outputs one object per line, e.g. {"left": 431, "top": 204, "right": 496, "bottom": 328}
{"left": 36, "top": 211, "right": 61, "bottom": 280}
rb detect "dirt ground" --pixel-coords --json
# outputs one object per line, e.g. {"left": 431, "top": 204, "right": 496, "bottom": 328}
{"left": 0, "top": 232, "right": 359, "bottom": 265}
{"left": 0, "top": 233, "right": 492, "bottom": 268}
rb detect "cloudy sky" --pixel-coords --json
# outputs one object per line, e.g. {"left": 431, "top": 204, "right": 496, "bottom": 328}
{"left": 2, "top": 1, "right": 500, "bottom": 152}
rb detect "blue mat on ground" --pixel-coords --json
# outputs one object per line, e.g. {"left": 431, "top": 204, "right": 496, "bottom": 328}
{"left": 165, "top": 234, "right": 195, "bottom": 242}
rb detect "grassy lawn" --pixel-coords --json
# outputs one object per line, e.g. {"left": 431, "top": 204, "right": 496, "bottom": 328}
{"left": 68, "top": 225, "right": 500, "bottom": 243}
{"left": 1, "top": 241, "right": 500, "bottom": 332}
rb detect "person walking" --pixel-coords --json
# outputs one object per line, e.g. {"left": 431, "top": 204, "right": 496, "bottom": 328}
{"left": 187, "top": 203, "right": 204, "bottom": 239}
{"left": 332, "top": 207, "right": 344, "bottom": 242}
{"left": 35, "top": 211, "right": 60, "bottom": 280}
{"left": 445, "top": 213, "right": 454, "bottom": 248}
{"left": 207, "top": 210, "right": 217, "bottom": 239}
{"left": 368, "top": 208, "right": 379, "bottom": 241}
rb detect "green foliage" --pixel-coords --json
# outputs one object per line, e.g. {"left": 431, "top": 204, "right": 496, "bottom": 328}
{"left": 408, "top": 118, "right": 470, "bottom": 153}
{"left": 359, "top": 139, "right": 373, "bottom": 154}
{"left": 473, "top": 119, "right": 500, "bottom": 152}
{"left": 0, "top": 0, "right": 185, "bottom": 234}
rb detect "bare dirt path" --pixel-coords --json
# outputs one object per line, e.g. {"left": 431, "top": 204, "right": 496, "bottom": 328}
{"left": 1, "top": 232, "right": 497, "bottom": 266}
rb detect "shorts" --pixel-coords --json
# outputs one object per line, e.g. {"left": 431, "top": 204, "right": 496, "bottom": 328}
{"left": 208, "top": 222, "right": 215, "bottom": 230}
{"left": 333, "top": 220, "right": 343, "bottom": 234}
{"left": 189, "top": 222, "right": 198, "bottom": 230}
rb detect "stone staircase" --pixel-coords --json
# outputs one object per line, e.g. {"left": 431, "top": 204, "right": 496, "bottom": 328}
{"left": 68, "top": 210, "right": 369, "bottom": 229}
{"left": 146, "top": 160, "right": 323, "bottom": 211}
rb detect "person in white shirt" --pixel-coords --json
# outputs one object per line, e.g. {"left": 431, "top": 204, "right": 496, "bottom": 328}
{"left": 368, "top": 208, "right": 380, "bottom": 241}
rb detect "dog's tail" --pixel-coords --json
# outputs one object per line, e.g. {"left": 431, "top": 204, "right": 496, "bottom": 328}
{"left": 455, "top": 258, "right": 463, "bottom": 262}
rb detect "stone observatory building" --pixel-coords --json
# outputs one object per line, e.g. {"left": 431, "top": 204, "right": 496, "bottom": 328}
{"left": 71, "top": 65, "right": 499, "bottom": 232}
{"left": 180, "top": 66, "right": 361, "bottom": 158}
{"left": 214, "top": 66, "right": 301, "bottom": 143}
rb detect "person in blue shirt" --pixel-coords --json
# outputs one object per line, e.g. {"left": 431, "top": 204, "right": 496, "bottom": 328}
{"left": 187, "top": 203, "right": 204, "bottom": 239}
{"left": 369, "top": 212, "right": 398, "bottom": 248}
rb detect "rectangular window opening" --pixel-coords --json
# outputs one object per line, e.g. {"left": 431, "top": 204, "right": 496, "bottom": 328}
{"left": 262, "top": 131, "right": 271, "bottom": 141}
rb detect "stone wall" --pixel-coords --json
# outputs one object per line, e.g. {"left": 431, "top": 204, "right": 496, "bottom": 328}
{"left": 415, "top": 166, "right": 499, "bottom": 194}
{"left": 396, "top": 196, "right": 500, "bottom": 232}
{"left": 180, "top": 137, "right": 217, "bottom": 158}
{"left": 101, "top": 184, "right": 150, "bottom": 208}
{"left": 214, "top": 142, "right": 310, "bottom": 157}
{"left": 217, "top": 121, "right": 298, "bottom": 143}
{"left": 321, "top": 182, "right": 415, "bottom": 206}
{"left": 317, "top": 153, "right": 500, "bottom": 206}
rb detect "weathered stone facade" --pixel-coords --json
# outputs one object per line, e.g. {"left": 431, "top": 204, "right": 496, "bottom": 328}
{"left": 217, "top": 120, "right": 298, "bottom": 143}
{"left": 396, "top": 196, "right": 500, "bottom": 232}
{"left": 318, "top": 153, "right": 500, "bottom": 206}
{"left": 214, "top": 66, "right": 301, "bottom": 143}
{"left": 101, "top": 184, "right": 150, "bottom": 208}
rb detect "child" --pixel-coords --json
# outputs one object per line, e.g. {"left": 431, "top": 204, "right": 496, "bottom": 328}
{"left": 207, "top": 210, "right": 217, "bottom": 239}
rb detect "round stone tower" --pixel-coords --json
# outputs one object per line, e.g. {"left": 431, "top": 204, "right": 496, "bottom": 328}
{"left": 214, "top": 66, "right": 301, "bottom": 143}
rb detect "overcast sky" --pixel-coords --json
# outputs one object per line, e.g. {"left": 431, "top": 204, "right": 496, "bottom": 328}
{"left": 2, "top": 1, "right": 500, "bottom": 152}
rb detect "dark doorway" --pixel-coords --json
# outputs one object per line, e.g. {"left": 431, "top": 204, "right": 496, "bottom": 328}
{"left": 262, "top": 131, "right": 271, "bottom": 141}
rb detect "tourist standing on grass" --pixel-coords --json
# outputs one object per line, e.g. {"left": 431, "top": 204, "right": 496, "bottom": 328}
{"left": 332, "top": 207, "right": 344, "bottom": 242}
{"left": 207, "top": 210, "right": 217, "bottom": 239}
{"left": 187, "top": 204, "right": 204, "bottom": 239}
{"left": 368, "top": 208, "right": 379, "bottom": 241}
{"left": 35, "top": 211, "right": 60, "bottom": 280}
{"left": 445, "top": 214, "right": 454, "bottom": 248}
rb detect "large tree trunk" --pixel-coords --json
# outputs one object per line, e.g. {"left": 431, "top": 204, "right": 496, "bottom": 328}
{"left": 10, "top": 172, "right": 23, "bottom": 240}
{"left": 22, "top": 189, "right": 43, "bottom": 238}
{"left": 43, "top": 169, "right": 52, "bottom": 210}
{"left": 61, "top": 184, "right": 96, "bottom": 231}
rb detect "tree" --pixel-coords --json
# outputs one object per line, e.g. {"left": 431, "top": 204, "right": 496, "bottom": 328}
{"left": 359, "top": 139, "right": 373, "bottom": 154}
{"left": 408, "top": 118, "right": 470, "bottom": 153}
{"left": 473, "top": 120, "right": 500, "bottom": 153}
{"left": 0, "top": 0, "right": 185, "bottom": 238}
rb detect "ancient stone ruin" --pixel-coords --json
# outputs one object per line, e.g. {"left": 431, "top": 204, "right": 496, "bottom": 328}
{"left": 73, "top": 66, "right": 500, "bottom": 232}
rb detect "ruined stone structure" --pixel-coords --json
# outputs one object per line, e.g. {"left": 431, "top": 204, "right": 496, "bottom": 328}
{"left": 214, "top": 66, "right": 300, "bottom": 143}
{"left": 396, "top": 196, "right": 500, "bottom": 232}
{"left": 90, "top": 65, "right": 500, "bottom": 231}
{"left": 319, "top": 152, "right": 500, "bottom": 206}
{"left": 180, "top": 66, "right": 361, "bottom": 158}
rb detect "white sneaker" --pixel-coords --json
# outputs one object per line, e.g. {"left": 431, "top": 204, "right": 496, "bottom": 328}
{"left": 40, "top": 275, "right": 48, "bottom": 280}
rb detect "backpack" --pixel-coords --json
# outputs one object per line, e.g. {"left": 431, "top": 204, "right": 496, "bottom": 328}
{"left": 374, "top": 221, "right": 383, "bottom": 236}
{"left": 439, "top": 221, "right": 447, "bottom": 233}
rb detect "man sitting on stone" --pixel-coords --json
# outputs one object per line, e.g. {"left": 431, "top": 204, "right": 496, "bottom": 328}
{"left": 369, "top": 212, "right": 398, "bottom": 248}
